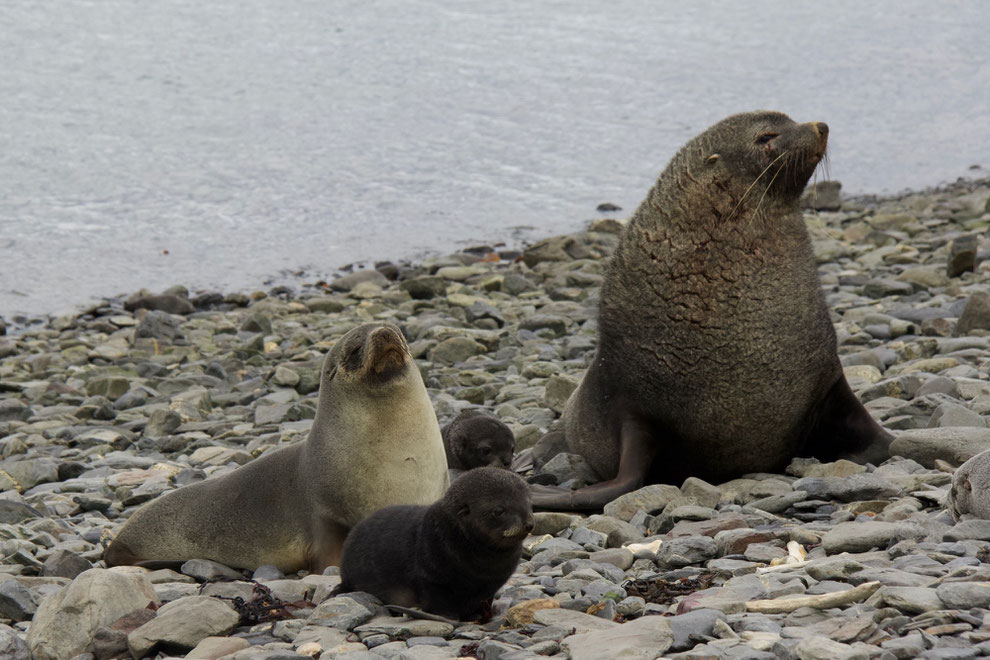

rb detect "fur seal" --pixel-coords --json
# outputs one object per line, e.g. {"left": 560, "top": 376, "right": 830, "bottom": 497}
{"left": 948, "top": 449, "right": 990, "bottom": 521}
{"left": 441, "top": 409, "right": 515, "bottom": 470}
{"left": 532, "top": 111, "right": 891, "bottom": 510}
{"left": 335, "top": 466, "right": 533, "bottom": 621}
{"left": 104, "top": 322, "right": 449, "bottom": 572}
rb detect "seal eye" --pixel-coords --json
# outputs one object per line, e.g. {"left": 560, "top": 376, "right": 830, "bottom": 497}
{"left": 756, "top": 132, "right": 778, "bottom": 145}
{"left": 492, "top": 506, "right": 505, "bottom": 518}
{"left": 480, "top": 447, "right": 492, "bottom": 456}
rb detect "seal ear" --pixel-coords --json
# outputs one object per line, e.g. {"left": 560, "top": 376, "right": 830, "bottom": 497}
{"left": 325, "top": 365, "right": 337, "bottom": 382}
{"left": 705, "top": 154, "right": 720, "bottom": 165}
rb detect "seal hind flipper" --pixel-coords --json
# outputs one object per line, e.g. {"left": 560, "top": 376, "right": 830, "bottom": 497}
{"left": 530, "top": 417, "right": 658, "bottom": 511}
{"left": 805, "top": 376, "right": 892, "bottom": 466}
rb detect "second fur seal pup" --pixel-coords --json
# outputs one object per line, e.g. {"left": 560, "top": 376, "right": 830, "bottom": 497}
{"left": 104, "top": 322, "right": 449, "bottom": 572}
{"left": 441, "top": 409, "right": 515, "bottom": 470}
{"left": 948, "top": 448, "right": 990, "bottom": 521}
{"left": 335, "top": 466, "right": 533, "bottom": 621}
{"left": 533, "top": 111, "right": 891, "bottom": 510}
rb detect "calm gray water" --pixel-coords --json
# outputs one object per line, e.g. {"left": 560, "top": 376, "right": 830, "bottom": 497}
{"left": 3, "top": 1, "right": 989, "bottom": 318}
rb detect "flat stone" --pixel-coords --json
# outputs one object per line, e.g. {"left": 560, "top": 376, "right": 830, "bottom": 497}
{"left": 935, "top": 581, "right": 990, "bottom": 609}
{"left": 667, "top": 609, "right": 727, "bottom": 652}
{"left": 792, "top": 474, "right": 903, "bottom": 502}
{"left": 944, "top": 519, "right": 990, "bottom": 542}
{"left": 889, "top": 428, "right": 990, "bottom": 468}
{"left": 795, "top": 635, "right": 870, "bottom": 660}
{"left": 127, "top": 595, "right": 240, "bottom": 657}
{"left": 532, "top": 608, "right": 617, "bottom": 633}
{"left": 880, "top": 586, "right": 945, "bottom": 614}
{"left": 354, "top": 616, "right": 454, "bottom": 639}
{"left": 307, "top": 596, "right": 373, "bottom": 630}
{"left": 603, "top": 484, "right": 682, "bottom": 522}
{"left": 822, "top": 521, "right": 927, "bottom": 554}
{"left": 180, "top": 559, "right": 244, "bottom": 581}
{"left": 186, "top": 635, "right": 252, "bottom": 659}
{"left": 657, "top": 535, "right": 718, "bottom": 567}
{"left": 562, "top": 614, "right": 673, "bottom": 660}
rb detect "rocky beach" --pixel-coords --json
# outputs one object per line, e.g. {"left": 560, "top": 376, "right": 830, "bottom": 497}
{"left": 1, "top": 176, "right": 990, "bottom": 659}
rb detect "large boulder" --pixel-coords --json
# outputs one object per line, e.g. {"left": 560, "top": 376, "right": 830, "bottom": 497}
{"left": 26, "top": 568, "right": 159, "bottom": 660}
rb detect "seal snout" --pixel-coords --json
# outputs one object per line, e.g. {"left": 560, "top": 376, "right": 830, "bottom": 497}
{"left": 367, "top": 326, "right": 409, "bottom": 376}
{"left": 503, "top": 511, "right": 535, "bottom": 540}
{"left": 812, "top": 122, "right": 829, "bottom": 139}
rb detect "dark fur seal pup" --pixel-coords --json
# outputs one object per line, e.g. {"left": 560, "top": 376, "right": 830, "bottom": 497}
{"left": 104, "top": 323, "right": 449, "bottom": 572}
{"left": 335, "top": 466, "right": 533, "bottom": 620}
{"left": 948, "top": 449, "right": 990, "bottom": 521}
{"left": 532, "top": 111, "right": 891, "bottom": 510}
{"left": 441, "top": 409, "right": 515, "bottom": 470}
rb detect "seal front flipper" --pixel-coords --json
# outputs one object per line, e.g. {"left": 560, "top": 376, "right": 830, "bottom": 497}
{"left": 806, "top": 376, "right": 892, "bottom": 466}
{"left": 529, "top": 418, "right": 657, "bottom": 511}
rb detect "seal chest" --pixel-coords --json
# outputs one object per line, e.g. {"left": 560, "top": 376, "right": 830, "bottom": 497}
{"left": 104, "top": 322, "right": 449, "bottom": 572}
{"left": 533, "top": 111, "right": 891, "bottom": 510}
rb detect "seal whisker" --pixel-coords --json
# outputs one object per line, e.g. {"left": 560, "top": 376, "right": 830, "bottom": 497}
{"left": 728, "top": 151, "right": 789, "bottom": 221}
{"left": 750, "top": 154, "right": 789, "bottom": 226}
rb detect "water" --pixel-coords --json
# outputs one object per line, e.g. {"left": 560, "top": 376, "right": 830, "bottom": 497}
{"left": 2, "top": 0, "right": 989, "bottom": 318}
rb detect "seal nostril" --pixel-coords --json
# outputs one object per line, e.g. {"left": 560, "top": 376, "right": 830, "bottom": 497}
{"left": 815, "top": 122, "right": 829, "bottom": 137}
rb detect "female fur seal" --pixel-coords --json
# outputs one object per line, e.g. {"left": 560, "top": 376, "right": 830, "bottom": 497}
{"left": 532, "top": 111, "right": 891, "bottom": 510}
{"left": 441, "top": 409, "right": 515, "bottom": 470}
{"left": 104, "top": 322, "right": 449, "bottom": 572}
{"left": 334, "top": 466, "right": 533, "bottom": 621}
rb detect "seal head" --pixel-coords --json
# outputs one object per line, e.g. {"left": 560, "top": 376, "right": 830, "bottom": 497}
{"left": 948, "top": 448, "right": 990, "bottom": 521}
{"left": 441, "top": 409, "right": 515, "bottom": 470}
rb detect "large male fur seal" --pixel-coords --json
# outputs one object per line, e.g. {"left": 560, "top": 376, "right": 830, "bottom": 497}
{"left": 532, "top": 111, "right": 891, "bottom": 510}
{"left": 335, "top": 467, "right": 533, "bottom": 621}
{"left": 104, "top": 322, "right": 449, "bottom": 572}
{"left": 442, "top": 409, "right": 515, "bottom": 470}
{"left": 948, "top": 449, "right": 990, "bottom": 521}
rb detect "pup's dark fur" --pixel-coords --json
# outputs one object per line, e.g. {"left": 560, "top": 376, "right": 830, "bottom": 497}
{"left": 336, "top": 467, "right": 533, "bottom": 620}
{"left": 442, "top": 409, "right": 515, "bottom": 470}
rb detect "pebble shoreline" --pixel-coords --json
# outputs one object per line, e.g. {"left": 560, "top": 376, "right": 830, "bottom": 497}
{"left": 2, "top": 177, "right": 990, "bottom": 659}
